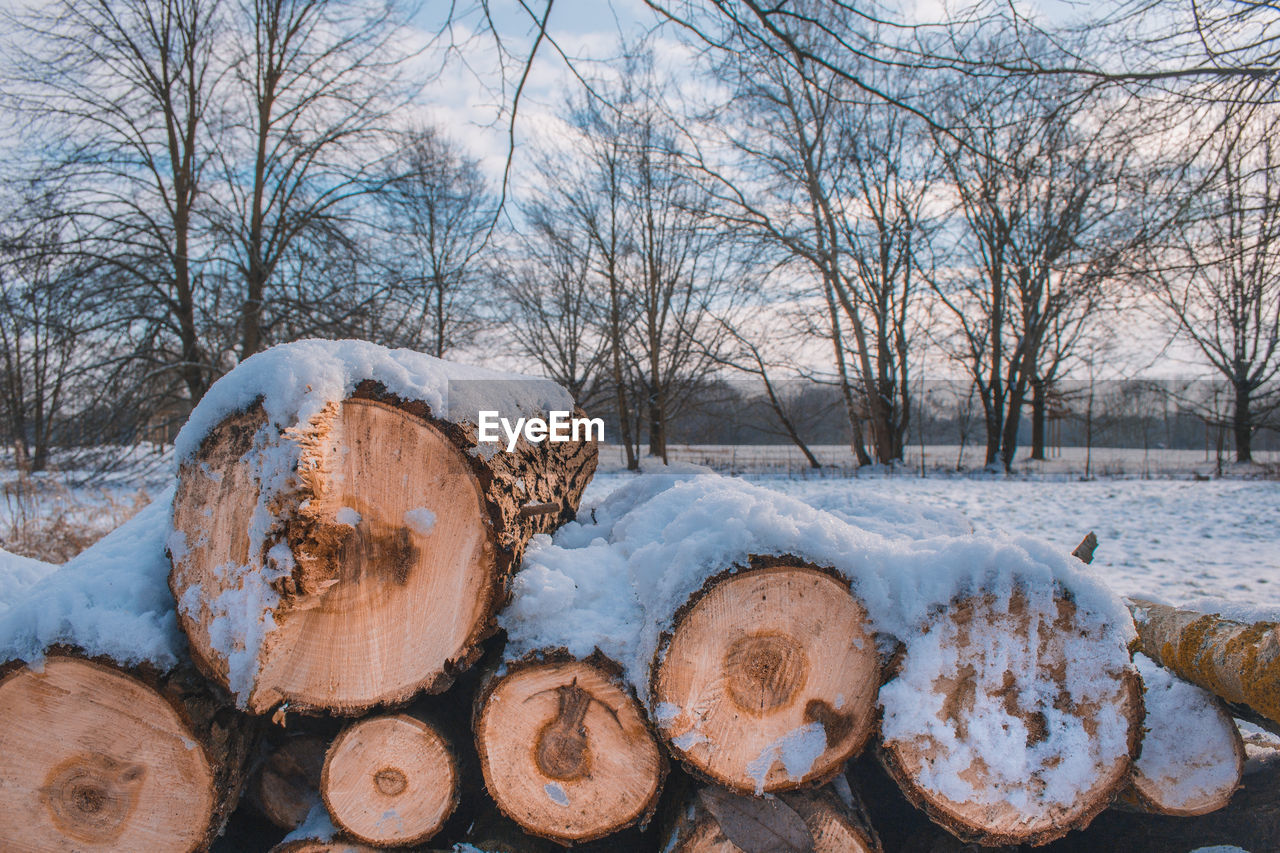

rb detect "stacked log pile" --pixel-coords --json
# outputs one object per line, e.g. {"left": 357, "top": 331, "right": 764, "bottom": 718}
{"left": 0, "top": 339, "right": 1274, "bottom": 852}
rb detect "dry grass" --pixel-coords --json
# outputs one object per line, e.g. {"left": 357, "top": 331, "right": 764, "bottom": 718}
{"left": 1, "top": 477, "right": 151, "bottom": 563}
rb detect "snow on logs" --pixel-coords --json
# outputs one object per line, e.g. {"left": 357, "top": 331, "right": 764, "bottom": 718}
{"left": 320, "top": 713, "right": 459, "bottom": 846}
{"left": 878, "top": 584, "right": 1143, "bottom": 846}
{"left": 474, "top": 653, "right": 666, "bottom": 843}
{"left": 501, "top": 474, "right": 1147, "bottom": 846}
{"left": 0, "top": 498, "right": 260, "bottom": 853}
{"left": 167, "top": 340, "right": 597, "bottom": 714}
{"left": 651, "top": 559, "right": 880, "bottom": 795}
{"left": 1121, "top": 654, "right": 1244, "bottom": 816}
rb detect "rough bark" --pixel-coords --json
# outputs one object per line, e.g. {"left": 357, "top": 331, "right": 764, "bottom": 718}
{"left": 1129, "top": 599, "right": 1280, "bottom": 732}
{"left": 0, "top": 651, "right": 260, "bottom": 852}
{"left": 650, "top": 557, "right": 880, "bottom": 795}
{"left": 474, "top": 651, "right": 667, "bottom": 844}
{"left": 170, "top": 380, "right": 597, "bottom": 715}
{"left": 320, "top": 713, "right": 459, "bottom": 847}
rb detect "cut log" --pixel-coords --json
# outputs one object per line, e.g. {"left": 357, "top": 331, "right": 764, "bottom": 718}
{"left": 0, "top": 652, "right": 258, "bottom": 852}
{"left": 320, "top": 713, "right": 458, "bottom": 847}
{"left": 270, "top": 837, "right": 382, "bottom": 853}
{"left": 170, "top": 380, "right": 597, "bottom": 714}
{"left": 1129, "top": 599, "right": 1280, "bottom": 732}
{"left": 878, "top": 585, "right": 1143, "bottom": 846}
{"left": 650, "top": 559, "right": 879, "bottom": 795}
{"left": 1120, "top": 653, "right": 1244, "bottom": 816}
{"left": 458, "top": 803, "right": 558, "bottom": 853}
{"left": 662, "top": 783, "right": 881, "bottom": 853}
{"left": 474, "top": 653, "right": 666, "bottom": 843}
{"left": 250, "top": 734, "right": 329, "bottom": 830}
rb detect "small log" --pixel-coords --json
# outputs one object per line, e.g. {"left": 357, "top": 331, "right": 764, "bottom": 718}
{"left": 249, "top": 734, "right": 329, "bottom": 830}
{"left": 0, "top": 652, "right": 258, "bottom": 852}
{"left": 170, "top": 380, "right": 596, "bottom": 714}
{"left": 474, "top": 652, "right": 666, "bottom": 844}
{"left": 321, "top": 713, "right": 458, "bottom": 847}
{"left": 662, "top": 783, "right": 881, "bottom": 853}
{"left": 458, "top": 803, "right": 558, "bottom": 853}
{"left": 878, "top": 585, "right": 1143, "bottom": 846}
{"left": 270, "top": 837, "right": 381, "bottom": 853}
{"left": 650, "top": 558, "right": 880, "bottom": 795}
{"left": 1120, "top": 653, "right": 1244, "bottom": 816}
{"left": 1129, "top": 599, "right": 1280, "bottom": 732}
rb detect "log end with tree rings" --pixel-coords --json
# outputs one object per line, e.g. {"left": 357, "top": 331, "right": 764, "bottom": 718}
{"left": 1124, "top": 653, "right": 1244, "bottom": 816}
{"left": 171, "top": 393, "right": 501, "bottom": 715}
{"left": 650, "top": 559, "right": 880, "bottom": 795}
{"left": 475, "top": 655, "right": 666, "bottom": 843}
{"left": 321, "top": 714, "right": 458, "bottom": 847}
{"left": 0, "top": 656, "right": 217, "bottom": 852}
{"left": 879, "top": 585, "right": 1143, "bottom": 846}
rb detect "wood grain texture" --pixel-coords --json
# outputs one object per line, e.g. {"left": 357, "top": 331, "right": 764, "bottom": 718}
{"left": 651, "top": 559, "right": 879, "bottom": 795}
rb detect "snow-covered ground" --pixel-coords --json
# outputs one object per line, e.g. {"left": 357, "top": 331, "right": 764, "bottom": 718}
{"left": 582, "top": 471, "right": 1280, "bottom": 614}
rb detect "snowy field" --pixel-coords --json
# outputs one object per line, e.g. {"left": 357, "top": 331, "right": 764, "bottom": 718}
{"left": 583, "top": 468, "right": 1280, "bottom": 615}
{"left": 3, "top": 442, "right": 1277, "bottom": 618}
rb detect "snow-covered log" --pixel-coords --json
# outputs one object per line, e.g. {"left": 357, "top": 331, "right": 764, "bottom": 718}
{"left": 1129, "top": 598, "right": 1280, "bottom": 731}
{"left": 474, "top": 652, "right": 666, "bottom": 844}
{"left": 878, "top": 584, "right": 1143, "bottom": 847}
{"left": 650, "top": 558, "right": 880, "bottom": 795}
{"left": 320, "top": 712, "right": 458, "bottom": 847}
{"left": 662, "top": 782, "right": 881, "bottom": 853}
{"left": 249, "top": 734, "right": 329, "bottom": 830}
{"left": 1120, "top": 654, "right": 1244, "bottom": 816}
{"left": 0, "top": 494, "right": 260, "bottom": 852}
{"left": 167, "top": 340, "right": 597, "bottom": 715}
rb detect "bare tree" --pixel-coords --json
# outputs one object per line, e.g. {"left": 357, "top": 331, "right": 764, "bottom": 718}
{"left": 7, "top": 0, "right": 224, "bottom": 404}
{"left": 1145, "top": 112, "right": 1280, "bottom": 462}
{"left": 927, "top": 56, "right": 1131, "bottom": 471}
{"left": 215, "top": 0, "right": 416, "bottom": 358}
{"left": 380, "top": 127, "right": 495, "bottom": 358}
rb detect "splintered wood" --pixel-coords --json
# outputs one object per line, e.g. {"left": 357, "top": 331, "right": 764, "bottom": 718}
{"left": 651, "top": 560, "right": 879, "bottom": 795}
{"left": 664, "top": 785, "right": 881, "bottom": 853}
{"left": 475, "top": 656, "right": 665, "bottom": 843}
{"left": 170, "top": 385, "right": 596, "bottom": 715}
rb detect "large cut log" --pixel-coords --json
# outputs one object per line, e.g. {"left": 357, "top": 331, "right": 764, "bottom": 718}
{"left": 0, "top": 652, "right": 258, "bottom": 852}
{"left": 878, "top": 584, "right": 1143, "bottom": 847}
{"left": 321, "top": 712, "right": 458, "bottom": 847}
{"left": 475, "top": 652, "right": 666, "bottom": 843}
{"left": 650, "top": 558, "right": 879, "bottom": 795}
{"left": 1120, "top": 653, "right": 1243, "bottom": 816}
{"left": 169, "top": 343, "right": 597, "bottom": 715}
{"left": 1129, "top": 599, "right": 1280, "bottom": 731}
{"left": 662, "top": 783, "right": 882, "bottom": 853}
{"left": 249, "top": 734, "right": 330, "bottom": 830}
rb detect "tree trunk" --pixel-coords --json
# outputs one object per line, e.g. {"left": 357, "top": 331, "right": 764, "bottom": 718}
{"left": 661, "top": 782, "right": 882, "bottom": 853}
{"left": 1119, "top": 654, "right": 1244, "bottom": 817}
{"left": 170, "top": 379, "right": 597, "bottom": 715}
{"left": 249, "top": 734, "right": 329, "bottom": 830}
{"left": 0, "top": 652, "right": 259, "bottom": 852}
{"left": 1234, "top": 382, "right": 1253, "bottom": 462}
{"left": 474, "top": 652, "right": 666, "bottom": 844}
{"left": 878, "top": 587, "right": 1143, "bottom": 847}
{"left": 1129, "top": 599, "right": 1280, "bottom": 731}
{"left": 321, "top": 713, "right": 458, "bottom": 847}
{"left": 650, "top": 557, "right": 880, "bottom": 795}
{"left": 1031, "top": 377, "right": 1047, "bottom": 461}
